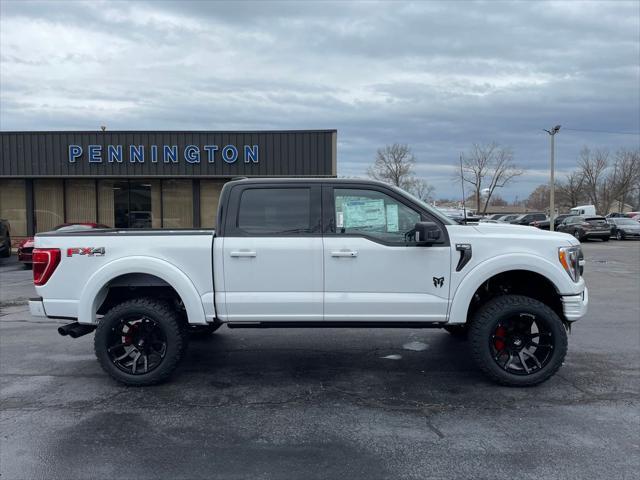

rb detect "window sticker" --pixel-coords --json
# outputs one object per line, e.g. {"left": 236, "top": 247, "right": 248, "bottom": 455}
{"left": 385, "top": 204, "right": 399, "bottom": 232}
{"left": 336, "top": 211, "right": 344, "bottom": 228}
{"left": 342, "top": 198, "right": 386, "bottom": 228}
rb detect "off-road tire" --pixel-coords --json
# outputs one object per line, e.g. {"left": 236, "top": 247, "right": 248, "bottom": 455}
{"left": 94, "top": 297, "right": 187, "bottom": 386}
{"left": 443, "top": 324, "right": 468, "bottom": 339}
{"left": 469, "top": 295, "right": 568, "bottom": 387}
{"left": 0, "top": 236, "right": 10, "bottom": 258}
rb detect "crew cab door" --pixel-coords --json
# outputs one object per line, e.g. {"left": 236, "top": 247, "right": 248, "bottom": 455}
{"left": 220, "top": 184, "right": 323, "bottom": 322}
{"left": 322, "top": 185, "right": 451, "bottom": 322}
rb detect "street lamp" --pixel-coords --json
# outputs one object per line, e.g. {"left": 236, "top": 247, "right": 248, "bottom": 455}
{"left": 544, "top": 125, "right": 561, "bottom": 231}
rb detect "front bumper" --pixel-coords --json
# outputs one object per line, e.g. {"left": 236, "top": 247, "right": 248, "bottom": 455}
{"left": 561, "top": 287, "right": 588, "bottom": 321}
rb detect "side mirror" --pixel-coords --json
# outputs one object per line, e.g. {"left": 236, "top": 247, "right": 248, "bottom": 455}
{"left": 415, "top": 221, "right": 443, "bottom": 245}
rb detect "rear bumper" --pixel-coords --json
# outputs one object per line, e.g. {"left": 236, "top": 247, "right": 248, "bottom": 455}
{"left": 561, "top": 287, "right": 588, "bottom": 321}
{"left": 29, "top": 298, "right": 47, "bottom": 317}
{"left": 17, "top": 248, "right": 33, "bottom": 263}
{"left": 584, "top": 231, "right": 610, "bottom": 238}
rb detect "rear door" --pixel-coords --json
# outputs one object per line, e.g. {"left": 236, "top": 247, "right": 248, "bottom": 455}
{"left": 221, "top": 183, "right": 323, "bottom": 322}
{"left": 322, "top": 184, "right": 451, "bottom": 322}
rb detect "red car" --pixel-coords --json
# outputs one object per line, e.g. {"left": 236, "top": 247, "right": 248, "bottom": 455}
{"left": 17, "top": 223, "right": 109, "bottom": 268}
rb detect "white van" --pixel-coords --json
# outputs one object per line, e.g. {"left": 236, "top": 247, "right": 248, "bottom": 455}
{"left": 570, "top": 205, "right": 596, "bottom": 216}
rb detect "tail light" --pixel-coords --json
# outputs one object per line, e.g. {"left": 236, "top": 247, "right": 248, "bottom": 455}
{"left": 32, "top": 248, "right": 61, "bottom": 286}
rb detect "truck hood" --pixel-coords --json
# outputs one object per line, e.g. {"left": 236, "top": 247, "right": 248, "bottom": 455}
{"left": 468, "top": 223, "right": 578, "bottom": 244}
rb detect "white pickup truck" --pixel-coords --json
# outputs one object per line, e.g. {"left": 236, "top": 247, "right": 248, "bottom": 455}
{"left": 29, "top": 178, "right": 588, "bottom": 387}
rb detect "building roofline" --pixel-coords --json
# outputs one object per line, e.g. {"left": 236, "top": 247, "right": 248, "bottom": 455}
{"left": 0, "top": 129, "right": 338, "bottom": 135}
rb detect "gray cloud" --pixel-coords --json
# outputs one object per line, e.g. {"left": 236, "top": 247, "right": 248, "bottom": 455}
{"left": 1, "top": 0, "right": 638, "bottom": 199}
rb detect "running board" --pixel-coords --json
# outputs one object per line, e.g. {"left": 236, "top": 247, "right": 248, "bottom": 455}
{"left": 226, "top": 321, "right": 447, "bottom": 329}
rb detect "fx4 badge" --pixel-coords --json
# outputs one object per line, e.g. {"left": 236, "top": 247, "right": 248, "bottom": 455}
{"left": 67, "top": 247, "right": 105, "bottom": 257}
{"left": 433, "top": 276, "right": 445, "bottom": 288}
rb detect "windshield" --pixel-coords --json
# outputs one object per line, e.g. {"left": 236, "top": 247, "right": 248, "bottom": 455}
{"left": 393, "top": 186, "right": 456, "bottom": 225}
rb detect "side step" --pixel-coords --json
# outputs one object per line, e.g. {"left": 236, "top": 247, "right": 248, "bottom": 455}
{"left": 226, "top": 321, "right": 447, "bottom": 329}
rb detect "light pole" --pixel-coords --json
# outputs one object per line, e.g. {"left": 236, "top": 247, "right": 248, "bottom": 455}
{"left": 544, "top": 125, "right": 561, "bottom": 231}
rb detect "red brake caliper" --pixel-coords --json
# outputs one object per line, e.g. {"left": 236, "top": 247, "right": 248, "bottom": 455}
{"left": 123, "top": 323, "right": 138, "bottom": 345}
{"left": 494, "top": 326, "right": 506, "bottom": 351}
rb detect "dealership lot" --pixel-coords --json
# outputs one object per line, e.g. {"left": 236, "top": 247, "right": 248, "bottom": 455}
{"left": 1, "top": 241, "right": 639, "bottom": 479}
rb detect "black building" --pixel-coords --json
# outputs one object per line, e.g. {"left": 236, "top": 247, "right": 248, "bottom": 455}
{"left": 0, "top": 130, "right": 337, "bottom": 241}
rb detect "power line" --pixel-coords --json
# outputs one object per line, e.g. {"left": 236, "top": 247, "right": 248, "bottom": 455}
{"left": 562, "top": 127, "right": 640, "bottom": 136}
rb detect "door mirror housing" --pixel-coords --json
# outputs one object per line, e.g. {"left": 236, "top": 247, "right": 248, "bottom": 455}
{"left": 414, "top": 221, "right": 443, "bottom": 245}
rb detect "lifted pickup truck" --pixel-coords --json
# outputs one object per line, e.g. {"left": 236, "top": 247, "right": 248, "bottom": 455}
{"left": 29, "top": 178, "right": 588, "bottom": 386}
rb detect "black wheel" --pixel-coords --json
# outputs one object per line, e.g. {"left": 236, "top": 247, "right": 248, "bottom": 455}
{"left": 469, "top": 295, "right": 567, "bottom": 387}
{"left": 189, "top": 323, "right": 221, "bottom": 337}
{"left": 616, "top": 231, "right": 624, "bottom": 241}
{"left": 94, "top": 297, "right": 187, "bottom": 386}
{"left": 573, "top": 230, "right": 582, "bottom": 241}
{"left": 443, "top": 324, "right": 468, "bottom": 339}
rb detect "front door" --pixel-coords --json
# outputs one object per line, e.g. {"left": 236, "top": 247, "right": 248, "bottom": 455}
{"left": 323, "top": 185, "right": 451, "bottom": 322}
{"left": 222, "top": 184, "right": 323, "bottom": 322}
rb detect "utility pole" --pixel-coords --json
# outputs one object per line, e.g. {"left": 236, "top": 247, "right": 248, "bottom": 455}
{"left": 543, "top": 125, "right": 561, "bottom": 231}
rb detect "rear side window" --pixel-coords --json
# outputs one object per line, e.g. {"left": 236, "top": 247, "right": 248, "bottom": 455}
{"left": 237, "top": 188, "right": 314, "bottom": 235}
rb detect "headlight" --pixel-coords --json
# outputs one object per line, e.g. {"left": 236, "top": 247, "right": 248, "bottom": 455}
{"left": 558, "top": 246, "right": 581, "bottom": 282}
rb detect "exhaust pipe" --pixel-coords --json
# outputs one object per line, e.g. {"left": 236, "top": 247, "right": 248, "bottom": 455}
{"left": 58, "top": 322, "right": 96, "bottom": 338}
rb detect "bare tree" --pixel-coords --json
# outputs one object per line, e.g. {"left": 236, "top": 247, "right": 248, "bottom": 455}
{"left": 412, "top": 178, "right": 436, "bottom": 203}
{"left": 455, "top": 143, "right": 523, "bottom": 214}
{"left": 577, "top": 147, "right": 613, "bottom": 214}
{"left": 367, "top": 143, "right": 435, "bottom": 200}
{"left": 575, "top": 147, "right": 640, "bottom": 214}
{"left": 611, "top": 148, "right": 640, "bottom": 212}
{"left": 526, "top": 185, "right": 550, "bottom": 211}
{"left": 556, "top": 171, "right": 585, "bottom": 210}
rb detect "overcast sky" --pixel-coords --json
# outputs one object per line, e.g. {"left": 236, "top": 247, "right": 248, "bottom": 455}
{"left": 1, "top": 0, "right": 639, "bottom": 200}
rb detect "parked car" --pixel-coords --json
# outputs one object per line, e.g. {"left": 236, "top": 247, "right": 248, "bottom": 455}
{"left": 510, "top": 213, "right": 547, "bottom": 225}
{"left": 557, "top": 215, "right": 610, "bottom": 241}
{"left": 497, "top": 214, "right": 520, "bottom": 223}
{"left": 530, "top": 214, "right": 571, "bottom": 231}
{"left": 607, "top": 217, "right": 640, "bottom": 240}
{"left": 0, "top": 219, "right": 11, "bottom": 258}
{"left": 481, "top": 214, "right": 506, "bottom": 221}
{"left": 29, "top": 178, "right": 588, "bottom": 388}
{"left": 631, "top": 214, "right": 640, "bottom": 222}
{"left": 17, "top": 223, "right": 109, "bottom": 268}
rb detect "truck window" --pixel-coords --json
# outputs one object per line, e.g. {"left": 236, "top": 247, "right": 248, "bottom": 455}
{"left": 332, "top": 188, "right": 420, "bottom": 244}
{"left": 237, "top": 188, "right": 314, "bottom": 235}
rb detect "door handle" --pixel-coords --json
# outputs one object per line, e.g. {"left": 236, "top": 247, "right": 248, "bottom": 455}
{"left": 230, "top": 250, "right": 257, "bottom": 258}
{"left": 331, "top": 250, "right": 358, "bottom": 258}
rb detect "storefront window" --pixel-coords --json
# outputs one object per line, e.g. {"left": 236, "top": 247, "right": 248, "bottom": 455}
{"left": 97, "top": 180, "right": 159, "bottom": 228}
{"left": 98, "top": 180, "right": 115, "bottom": 227}
{"left": 200, "top": 180, "right": 225, "bottom": 228}
{"left": 34, "top": 179, "right": 64, "bottom": 233}
{"left": 65, "top": 179, "right": 96, "bottom": 224}
{"left": 0, "top": 179, "right": 27, "bottom": 237}
{"left": 162, "top": 180, "right": 193, "bottom": 228}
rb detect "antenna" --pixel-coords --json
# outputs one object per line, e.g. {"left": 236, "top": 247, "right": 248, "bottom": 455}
{"left": 459, "top": 153, "right": 467, "bottom": 224}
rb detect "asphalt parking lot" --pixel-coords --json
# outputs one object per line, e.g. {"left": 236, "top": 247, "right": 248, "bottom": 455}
{"left": 1, "top": 240, "right": 639, "bottom": 479}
